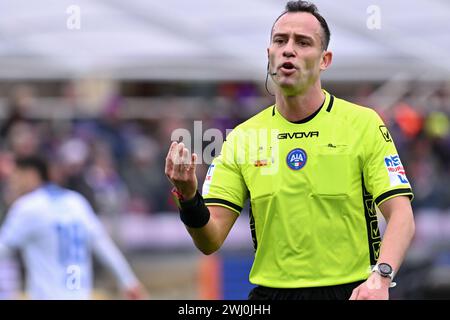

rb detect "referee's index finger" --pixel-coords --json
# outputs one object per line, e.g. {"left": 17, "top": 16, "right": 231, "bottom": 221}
{"left": 182, "top": 147, "right": 190, "bottom": 165}
{"left": 166, "top": 141, "right": 177, "bottom": 159}
{"left": 190, "top": 153, "right": 198, "bottom": 171}
{"left": 165, "top": 142, "right": 177, "bottom": 173}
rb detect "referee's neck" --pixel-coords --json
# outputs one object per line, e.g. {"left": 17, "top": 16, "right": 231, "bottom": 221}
{"left": 275, "top": 85, "right": 325, "bottom": 122}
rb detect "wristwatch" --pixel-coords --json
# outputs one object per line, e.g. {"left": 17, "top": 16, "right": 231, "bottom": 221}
{"left": 372, "top": 263, "right": 397, "bottom": 288}
{"left": 372, "top": 263, "right": 395, "bottom": 280}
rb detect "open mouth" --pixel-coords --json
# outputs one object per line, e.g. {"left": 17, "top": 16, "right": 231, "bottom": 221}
{"left": 281, "top": 62, "right": 296, "bottom": 70}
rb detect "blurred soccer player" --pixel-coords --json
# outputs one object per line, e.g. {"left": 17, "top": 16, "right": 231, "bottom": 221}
{"left": 0, "top": 156, "right": 147, "bottom": 300}
{"left": 166, "top": 1, "right": 415, "bottom": 300}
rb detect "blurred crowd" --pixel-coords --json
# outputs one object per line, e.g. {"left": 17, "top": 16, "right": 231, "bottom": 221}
{"left": 0, "top": 83, "right": 258, "bottom": 219}
{"left": 370, "top": 99, "right": 450, "bottom": 211}
{"left": 0, "top": 82, "right": 449, "bottom": 219}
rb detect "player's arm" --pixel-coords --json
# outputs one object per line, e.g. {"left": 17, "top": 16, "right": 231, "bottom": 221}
{"left": 185, "top": 205, "right": 238, "bottom": 255}
{"left": 0, "top": 200, "right": 31, "bottom": 257}
{"left": 351, "top": 110, "right": 415, "bottom": 300}
{"left": 91, "top": 232, "right": 148, "bottom": 299}
{"left": 165, "top": 142, "right": 238, "bottom": 255}
{"left": 350, "top": 196, "right": 414, "bottom": 300}
{"left": 376, "top": 195, "right": 415, "bottom": 274}
{"left": 90, "top": 225, "right": 148, "bottom": 299}
{"left": 79, "top": 195, "right": 147, "bottom": 299}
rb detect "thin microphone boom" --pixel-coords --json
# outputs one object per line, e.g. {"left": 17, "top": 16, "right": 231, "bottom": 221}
{"left": 265, "top": 61, "right": 275, "bottom": 96}
{"left": 267, "top": 62, "right": 277, "bottom": 76}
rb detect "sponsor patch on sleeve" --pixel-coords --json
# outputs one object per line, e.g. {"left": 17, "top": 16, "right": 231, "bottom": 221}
{"left": 384, "top": 154, "right": 409, "bottom": 186}
{"left": 202, "top": 164, "right": 215, "bottom": 195}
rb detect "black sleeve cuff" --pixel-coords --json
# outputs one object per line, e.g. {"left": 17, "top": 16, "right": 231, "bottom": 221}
{"left": 204, "top": 198, "right": 242, "bottom": 213}
{"left": 374, "top": 188, "right": 413, "bottom": 206}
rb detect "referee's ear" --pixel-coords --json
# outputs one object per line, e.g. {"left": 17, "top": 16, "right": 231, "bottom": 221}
{"left": 320, "top": 50, "right": 333, "bottom": 71}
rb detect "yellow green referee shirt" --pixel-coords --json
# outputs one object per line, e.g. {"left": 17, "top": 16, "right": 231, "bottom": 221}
{"left": 202, "top": 90, "right": 413, "bottom": 288}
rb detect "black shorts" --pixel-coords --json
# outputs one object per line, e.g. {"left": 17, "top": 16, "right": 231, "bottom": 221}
{"left": 248, "top": 280, "right": 365, "bottom": 300}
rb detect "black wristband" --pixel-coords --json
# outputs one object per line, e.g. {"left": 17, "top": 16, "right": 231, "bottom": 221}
{"left": 179, "top": 191, "right": 210, "bottom": 228}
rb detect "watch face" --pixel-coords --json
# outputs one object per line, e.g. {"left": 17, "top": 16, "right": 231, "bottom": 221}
{"left": 379, "top": 263, "right": 392, "bottom": 275}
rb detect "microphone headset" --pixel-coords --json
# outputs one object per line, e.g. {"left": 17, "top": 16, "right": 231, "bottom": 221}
{"left": 267, "top": 61, "right": 277, "bottom": 76}
{"left": 265, "top": 61, "right": 276, "bottom": 96}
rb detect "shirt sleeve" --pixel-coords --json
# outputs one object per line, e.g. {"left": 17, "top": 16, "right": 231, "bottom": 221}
{"left": 202, "top": 129, "right": 249, "bottom": 215}
{"left": 362, "top": 109, "right": 414, "bottom": 207}
{"left": 77, "top": 194, "right": 138, "bottom": 289}
{"left": 91, "top": 231, "right": 139, "bottom": 289}
{"left": 0, "top": 201, "right": 33, "bottom": 249}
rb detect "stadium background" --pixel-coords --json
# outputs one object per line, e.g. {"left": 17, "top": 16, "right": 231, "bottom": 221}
{"left": 0, "top": 0, "right": 449, "bottom": 299}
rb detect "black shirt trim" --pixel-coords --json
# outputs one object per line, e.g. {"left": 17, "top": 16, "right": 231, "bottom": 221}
{"left": 271, "top": 94, "right": 333, "bottom": 123}
{"left": 204, "top": 198, "right": 242, "bottom": 213}
{"left": 374, "top": 188, "right": 413, "bottom": 206}
{"left": 326, "top": 95, "right": 335, "bottom": 112}
{"left": 291, "top": 102, "right": 324, "bottom": 124}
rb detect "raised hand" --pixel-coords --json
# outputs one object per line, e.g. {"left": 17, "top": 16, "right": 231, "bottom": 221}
{"left": 165, "top": 141, "right": 198, "bottom": 201}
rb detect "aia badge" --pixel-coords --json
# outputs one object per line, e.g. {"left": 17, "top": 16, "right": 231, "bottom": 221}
{"left": 286, "top": 148, "right": 307, "bottom": 171}
{"left": 384, "top": 154, "right": 409, "bottom": 186}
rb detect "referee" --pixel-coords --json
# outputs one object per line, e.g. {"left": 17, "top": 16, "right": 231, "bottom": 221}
{"left": 165, "top": 1, "right": 415, "bottom": 300}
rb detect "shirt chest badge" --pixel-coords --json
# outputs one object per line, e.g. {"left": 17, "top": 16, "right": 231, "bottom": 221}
{"left": 286, "top": 148, "right": 307, "bottom": 170}
{"left": 253, "top": 146, "right": 274, "bottom": 167}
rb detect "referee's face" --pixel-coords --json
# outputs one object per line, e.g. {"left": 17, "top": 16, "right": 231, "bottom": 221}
{"left": 268, "top": 12, "right": 332, "bottom": 96}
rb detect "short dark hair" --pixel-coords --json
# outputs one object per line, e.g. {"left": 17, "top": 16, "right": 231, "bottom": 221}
{"left": 271, "top": 1, "right": 331, "bottom": 50}
{"left": 15, "top": 156, "right": 49, "bottom": 182}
